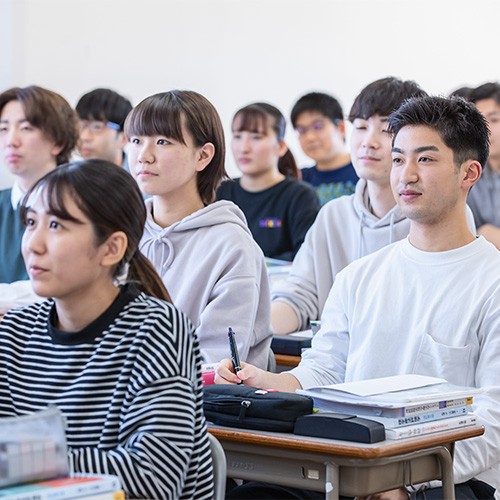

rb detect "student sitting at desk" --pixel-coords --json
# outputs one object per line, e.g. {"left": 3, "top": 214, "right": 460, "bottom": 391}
{"left": 218, "top": 96, "right": 500, "bottom": 500}
{"left": 0, "top": 160, "right": 214, "bottom": 499}
{"left": 272, "top": 77, "right": 427, "bottom": 333}
{"left": 216, "top": 102, "right": 320, "bottom": 261}
{"left": 125, "top": 90, "right": 272, "bottom": 367}
{"left": 0, "top": 86, "right": 79, "bottom": 313}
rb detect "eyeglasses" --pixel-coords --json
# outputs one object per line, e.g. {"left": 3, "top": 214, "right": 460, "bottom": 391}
{"left": 295, "top": 119, "right": 341, "bottom": 136}
{"left": 79, "top": 120, "right": 121, "bottom": 134}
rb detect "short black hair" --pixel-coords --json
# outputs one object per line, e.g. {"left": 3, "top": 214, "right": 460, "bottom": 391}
{"left": 469, "top": 82, "right": 500, "bottom": 106}
{"left": 290, "top": 92, "right": 344, "bottom": 128}
{"left": 388, "top": 95, "right": 490, "bottom": 168}
{"left": 449, "top": 86, "right": 473, "bottom": 100}
{"left": 348, "top": 77, "right": 426, "bottom": 122}
{"left": 76, "top": 88, "right": 132, "bottom": 130}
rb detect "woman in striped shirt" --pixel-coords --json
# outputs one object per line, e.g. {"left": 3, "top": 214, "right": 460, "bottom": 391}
{"left": 0, "top": 159, "right": 213, "bottom": 499}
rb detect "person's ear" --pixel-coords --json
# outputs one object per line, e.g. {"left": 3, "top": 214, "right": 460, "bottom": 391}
{"left": 117, "top": 131, "right": 128, "bottom": 150}
{"left": 196, "top": 142, "right": 215, "bottom": 172}
{"left": 100, "top": 231, "right": 128, "bottom": 268}
{"left": 461, "top": 160, "right": 481, "bottom": 191}
{"left": 51, "top": 143, "right": 64, "bottom": 157}
{"left": 336, "top": 120, "right": 346, "bottom": 139}
{"left": 277, "top": 140, "right": 288, "bottom": 158}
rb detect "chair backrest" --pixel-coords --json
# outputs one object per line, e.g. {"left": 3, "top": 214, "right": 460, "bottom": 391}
{"left": 267, "top": 347, "right": 277, "bottom": 373}
{"left": 208, "top": 432, "right": 226, "bottom": 500}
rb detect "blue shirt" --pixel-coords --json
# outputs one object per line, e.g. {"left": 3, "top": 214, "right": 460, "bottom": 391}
{"left": 301, "top": 163, "right": 358, "bottom": 206}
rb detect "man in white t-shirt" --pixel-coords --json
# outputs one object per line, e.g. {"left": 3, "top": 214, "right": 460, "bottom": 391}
{"left": 219, "top": 96, "right": 499, "bottom": 500}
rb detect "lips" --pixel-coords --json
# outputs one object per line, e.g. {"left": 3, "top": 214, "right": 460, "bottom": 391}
{"left": 136, "top": 170, "right": 158, "bottom": 177}
{"left": 238, "top": 157, "right": 251, "bottom": 164}
{"left": 5, "top": 153, "right": 21, "bottom": 163}
{"left": 399, "top": 189, "right": 422, "bottom": 201}
{"left": 28, "top": 265, "right": 48, "bottom": 277}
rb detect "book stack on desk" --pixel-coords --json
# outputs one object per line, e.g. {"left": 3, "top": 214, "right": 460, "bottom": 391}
{"left": 0, "top": 474, "right": 125, "bottom": 500}
{"left": 297, "top": 374, "right": 480, "bottom": 440}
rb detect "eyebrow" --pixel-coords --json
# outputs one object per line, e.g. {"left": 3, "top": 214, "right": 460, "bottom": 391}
{"left": 0, "top": 118, "right": 29, "bottom": 124}
{"left": 392, "top": 145, "right": 440, "bottom": 154}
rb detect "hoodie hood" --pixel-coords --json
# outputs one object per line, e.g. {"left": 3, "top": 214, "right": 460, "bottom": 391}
{"left": 353, "top": 179, "right": 406, "bottom": 259}
{"left": 141, "top": 199, "right": 252, "bottom": 271}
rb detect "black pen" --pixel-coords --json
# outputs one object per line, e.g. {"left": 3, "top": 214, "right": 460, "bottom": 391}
{"left": 228, "top": 327, "right": 243, "bottom": 384}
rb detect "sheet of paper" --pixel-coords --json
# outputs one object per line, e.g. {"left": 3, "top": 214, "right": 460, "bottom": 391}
{"left": 323, "top": 374, "right": 447, "bottom": 397}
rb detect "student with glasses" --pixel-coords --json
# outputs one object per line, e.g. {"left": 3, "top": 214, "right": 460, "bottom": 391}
{"left": 0, "top": 85, "right": 79, "bottom": 313}
{"left": 76, "top": 88, "right": 132, "bottom": 171}
{"left": 292, "top": 91, "right": 359, "bottom": 205}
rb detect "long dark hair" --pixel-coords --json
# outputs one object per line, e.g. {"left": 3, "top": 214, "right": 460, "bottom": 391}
{"left": 20, "top": 159, "right": 171, "bottom": 302}
{"left": 232, "top": 102, "right": 299, "bottom": 179}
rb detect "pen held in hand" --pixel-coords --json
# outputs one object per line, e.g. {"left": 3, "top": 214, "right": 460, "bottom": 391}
{"left": 228, "top": 327, "right": 243, "bottom": 384}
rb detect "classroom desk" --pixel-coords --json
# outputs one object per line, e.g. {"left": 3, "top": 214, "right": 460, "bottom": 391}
{"left": 208, "top": 424, "right": 484, "bottom": 500}
{"left": 274, "top": 353, "right": 301, "bottom": 369}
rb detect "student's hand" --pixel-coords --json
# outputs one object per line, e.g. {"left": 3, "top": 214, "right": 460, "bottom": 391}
{"left": 355, "top": 488, "right": 409, "bottom": 500}
{"left": 215, "top": 358, "right": 266, "bottom": 387}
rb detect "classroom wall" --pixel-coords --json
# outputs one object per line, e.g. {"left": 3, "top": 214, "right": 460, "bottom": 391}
{"left": 1, "top": 0, "right": 499, "bottom": 189}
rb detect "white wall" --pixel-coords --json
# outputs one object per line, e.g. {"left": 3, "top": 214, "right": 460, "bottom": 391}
{"left": 1, "top": 0, "right": 499, "bottom": 189}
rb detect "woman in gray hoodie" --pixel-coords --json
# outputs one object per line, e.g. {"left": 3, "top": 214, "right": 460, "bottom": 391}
{"left": 125, "top": 90, "right": 272, "bottom": 368}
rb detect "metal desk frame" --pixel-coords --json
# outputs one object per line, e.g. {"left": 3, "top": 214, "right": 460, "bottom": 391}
{"left": 209, "top": 425, "right": 484, "bottom": 500}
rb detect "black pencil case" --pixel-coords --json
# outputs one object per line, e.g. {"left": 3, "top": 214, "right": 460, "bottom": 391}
{"left": 203, "top": 385, "right": 314, "bottom": 432}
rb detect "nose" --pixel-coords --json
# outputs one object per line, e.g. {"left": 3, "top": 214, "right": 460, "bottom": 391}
{"left": 79, "top": 126, "right": 92, "bottom": 142}
{"left": 398, "top": 159, "right": 419, "bottom": 185}
{"left": 22, "top": 224, "right": 46, "bottom": 257}
{"left": 6, "top": 127, "right": 20, "bottom": 147}
{"left": 362, "top": 127, "right": 380, "bottom": 150}
{"left": 137, "top": 143, "right": 154, "bottom": 164}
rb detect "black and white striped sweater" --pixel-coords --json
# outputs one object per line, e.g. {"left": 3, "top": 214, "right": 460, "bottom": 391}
{"left": 0, "top": 284, "right": 213, "bottom": 500}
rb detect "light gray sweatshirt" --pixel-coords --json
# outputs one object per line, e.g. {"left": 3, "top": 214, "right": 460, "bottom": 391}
{"left": 141, "top": 199, "right": 272, "bottom": 368}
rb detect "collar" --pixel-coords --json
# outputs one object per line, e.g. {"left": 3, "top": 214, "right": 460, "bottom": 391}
{"left": 11, "top": 182, "right": 26, "bottom": 209}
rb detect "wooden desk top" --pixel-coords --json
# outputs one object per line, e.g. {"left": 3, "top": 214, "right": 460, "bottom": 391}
{"left": 208, "top": 424, "right": 484, "bottom": 460}
{"left": 274, "top": 353, "right": 301, "bottom": 367}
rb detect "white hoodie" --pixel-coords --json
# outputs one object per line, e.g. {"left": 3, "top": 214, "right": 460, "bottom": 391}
{"left": 271, "top": 179, "right": 410, "bottom": 330}
{"left": 141, "top": 199, "right": 272, "bottom": 368}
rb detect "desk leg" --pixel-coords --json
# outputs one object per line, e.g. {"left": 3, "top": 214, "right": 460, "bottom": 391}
{"left": 435, "top": 447, "right": 455, "bottom": 500}
{"left": 325, "top": 461, "right": 339, "bottom": 500}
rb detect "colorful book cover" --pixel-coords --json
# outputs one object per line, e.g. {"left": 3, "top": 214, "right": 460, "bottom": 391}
{"left": 0, "top": 473, "right": 121, "bottom": 500}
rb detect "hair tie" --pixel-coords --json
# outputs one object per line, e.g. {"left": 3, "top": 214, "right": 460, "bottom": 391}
{"left": 130, "top": 249, "right": 141, "bottom": 262}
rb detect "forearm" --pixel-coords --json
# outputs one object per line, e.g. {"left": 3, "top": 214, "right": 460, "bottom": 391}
{"left": 271, "top": 301, "right": 300, "bottom": 334}
{"left": 216, "top": 359, "right": 302, "bottom": 393}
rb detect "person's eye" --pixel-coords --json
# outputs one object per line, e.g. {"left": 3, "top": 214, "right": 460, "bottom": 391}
{"left": 21, "top": 125, "right": 33, "bottom": 132}
{"left": 355, "top": 125, "right": 367, "bottom": 130}
{"left": 157, "top": 138, "right": 171, "bottom": 146}
{"left": 251, "top": 134, "right": 263, "bottom": 140}
{"left": 90, "top": 123, "right": 105, "bottom": 133}
{"left": 419, "top": 156, "right": 432, "bottom": 163}
{"left": 392, "top": 157, "right": 403, "bottom": 165}
{"left": 0, "top": 126, "right": 7, "bottom": 133}
{"left": 25, "top": 217, "right": 36, "bottom": 227}
{"left": 49, "top": 220, "right": 62, "bottom": 229}
{"left": 232, "top": 133, "right": 241, "bottom": 140}
{"left": 131, "top": 137, "right": 141, "bottom": 145}
{"left": 312, "top": 121, "right": 325, "bottom": 131}
{"left": 382, "top": 129, "right": 392, "bottom": 135}
{"left": 296, "top": 126, "right": 306, "bottom": 135}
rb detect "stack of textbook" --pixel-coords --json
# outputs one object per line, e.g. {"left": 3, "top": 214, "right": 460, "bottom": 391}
{"left": 0, "top": 408, "right": 124, "bottom": 499}
{"left": 0, "top": 474, "right": 125, "bottom": 500}
{"left": 297, "top": 374, "right": 481, "bottom": 440}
